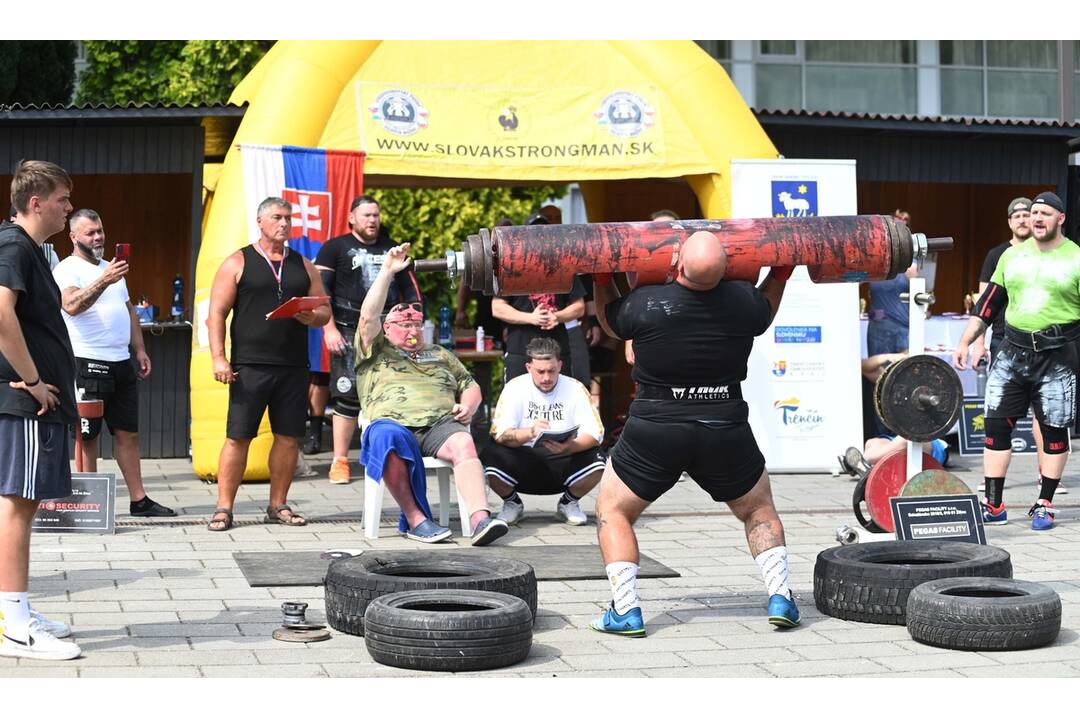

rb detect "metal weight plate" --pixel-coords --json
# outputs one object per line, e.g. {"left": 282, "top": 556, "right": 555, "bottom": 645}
{"left": 861, "top": 449, "right": 944, "bottom": 533}
{"left": 875, "top": 355, "right": 963, "bottom": 442}
{"left": 900, "top": 469, "right": 972, "bottom": 497}
{"left": 272, "top": 627, "right": 331, "bottom": 643}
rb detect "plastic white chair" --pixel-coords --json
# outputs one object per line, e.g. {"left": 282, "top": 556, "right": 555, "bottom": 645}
{"left": 359, "top": 416, "right": 471, "bottom": 539}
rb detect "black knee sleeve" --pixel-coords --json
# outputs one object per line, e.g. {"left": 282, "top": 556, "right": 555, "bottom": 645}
{"left": 79, "top": 416, "right": 103, "bottom": 441}
{"left": 1042, "top": 424, "right": 1070, "bottom": 454}
{"left": 332, "top": 396, "right": 360, "bottom": 419}
{"left": 983, "top": 416, "right": 1017, "bottom": 451}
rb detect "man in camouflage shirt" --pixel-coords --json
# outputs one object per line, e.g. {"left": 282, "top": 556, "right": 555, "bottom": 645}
{"left": 355, "top": 243, "right": 508, "bottom": 545}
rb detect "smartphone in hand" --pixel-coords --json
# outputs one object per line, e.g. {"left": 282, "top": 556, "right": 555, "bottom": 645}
{"left": 115, "top": 243, "right": 131, "bottom": 264}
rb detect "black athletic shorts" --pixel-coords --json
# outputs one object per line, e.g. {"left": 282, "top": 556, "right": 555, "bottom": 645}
{"left": 226, "top": 364, "right": 308, "bottom": 439}
{"left": 76, "top": 357, "right": 139, "bottom": 439}
{"left": 986, "top": 342, "right": 1077, "bottom": 427}
{"left": 481, "top": 441, "right": 606, "bottom": 495}
{"left": 611, "top": 415, "right": 765, "bottom": 503}
{"left": 0, "top": 415, "right": 72, "bottom": 500}
{"left": 329, "top": 323, "right": 360, "bottom": 416}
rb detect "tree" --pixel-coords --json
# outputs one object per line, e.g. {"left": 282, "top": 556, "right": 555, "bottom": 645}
{"left": 0, "top": 41, "right": 77, "bottom": 105}
{"left": 75, "top": 40, "right": 271, "bottom": 105}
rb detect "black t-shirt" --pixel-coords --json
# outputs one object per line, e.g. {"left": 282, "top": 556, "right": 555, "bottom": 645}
{"left": 230, "top": 245, "right": 311, "bottom": 367}
{"left": 504, "top": 277, "right": 587, "bottom": 358}
{"left": 0, "top": 221, "right": 78, "bottom": 424}
{"left": 979, "top": 241, "right": 1011, "bottom": 355}
{"left": 605, "top": 280, "right": 772, "bottom": 422}
{"left": 314, "top": 233, "right": 421, "bottom": 325}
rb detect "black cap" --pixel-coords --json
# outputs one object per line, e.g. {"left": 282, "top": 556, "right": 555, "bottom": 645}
{"left": 525, "top": 212, "right": 549, "bottom": 226}
{"left": 1032, "top": 192, "right": 1065, "bottom": 214}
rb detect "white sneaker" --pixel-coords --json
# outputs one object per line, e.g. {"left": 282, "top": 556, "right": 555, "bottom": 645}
{"left": 496, "top": 498, "right": 525, "bottom": 526}
{"left": 555, "top": 498, "right": 588, "bottom": 526}
{"left": 29, "top": 609, "right": 71, "bottom": 639}
{"left": 0, "top": 618, "right": 81, "bottom": 660}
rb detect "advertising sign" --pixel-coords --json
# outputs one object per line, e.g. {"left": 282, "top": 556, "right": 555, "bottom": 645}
{"left": 732, "top": 159, "right": 862, "bottom": 472}
{"left": 33, "top": 473, "right": 116, "bottom": 534}
{"left": 890, "top": 494, "right": 986, "bottom": 545}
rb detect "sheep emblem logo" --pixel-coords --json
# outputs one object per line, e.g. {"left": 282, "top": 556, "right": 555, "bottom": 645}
{"left": 771, "top": 180, "right": 818, "bottom": 218}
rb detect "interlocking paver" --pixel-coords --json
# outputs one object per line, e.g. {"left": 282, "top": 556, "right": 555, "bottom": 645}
{"left": 3, "top": 450, "right": 1076, "bottom": 680}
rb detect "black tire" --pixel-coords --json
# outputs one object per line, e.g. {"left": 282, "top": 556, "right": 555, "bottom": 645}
{"left": 907, "top": 577, "right": 1061, "bottom": 651}
{"left": 364, "top": 589, "right": 533, "bottom": 672}
{"left": 324, "top": 552, "right": 537, "bottom": 636}
{"left": 814, "top": 541, "right": 1012, "bottom": 625}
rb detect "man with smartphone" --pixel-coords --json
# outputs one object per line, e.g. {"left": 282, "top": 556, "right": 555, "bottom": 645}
{"left": 52, "top": 209, "right": 174, "bottom": 517}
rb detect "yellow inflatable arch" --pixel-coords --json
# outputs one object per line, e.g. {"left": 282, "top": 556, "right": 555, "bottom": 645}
{"left": 191, "top": 40, "right": 777, "bottom": 479}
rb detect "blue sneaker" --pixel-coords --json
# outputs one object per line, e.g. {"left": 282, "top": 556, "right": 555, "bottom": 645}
{"left": 1029, "top": 500, "right": 1055, "bottom": 531}
{"left": 589, "top": 604, "right": 646, "bottom": 637}
{"left": 982, "top": 502, "right": 1008, "bottom": 525}
{"left": 470, "top": 516, "right": 509, "bottom": 546}
{"left": 767, "top": 592, "right": 801, "bottom": 628}
{"left": 404, "top": 519, "right": 452, "bottom": 544}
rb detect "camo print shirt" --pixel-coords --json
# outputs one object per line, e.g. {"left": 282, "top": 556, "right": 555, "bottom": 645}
{"left": 355, "top": 333, "right": 478, "bottom": 427}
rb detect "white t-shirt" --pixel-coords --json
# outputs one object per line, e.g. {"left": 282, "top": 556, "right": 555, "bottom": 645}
{"left": 490, "top": 373, "right": 604, "bottom": 448}
{"left": 52, "top": 256, "right": 131, "bottom": 361}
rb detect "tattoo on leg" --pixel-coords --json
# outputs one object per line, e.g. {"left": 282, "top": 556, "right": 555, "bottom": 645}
{"left": 747, "top": 517, "right": 785, "bottom": 555}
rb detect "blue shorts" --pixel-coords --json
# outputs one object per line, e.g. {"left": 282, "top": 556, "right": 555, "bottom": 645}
{"left": 0, "top": 415, "right": 72, "bottom": 500}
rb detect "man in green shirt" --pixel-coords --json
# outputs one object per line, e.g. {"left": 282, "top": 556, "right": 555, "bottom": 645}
{"left": 954, "top": 191, "right": 1077, "bottom": 531}
{"left": 355, "top": 243, "right": 508, "bottom": 546}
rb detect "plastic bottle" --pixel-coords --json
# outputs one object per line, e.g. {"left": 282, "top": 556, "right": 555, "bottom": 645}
{"left": 171, "top": 274, "right": 184, "bottom": 321}
{"left": 476, "top": 325, "right": 485, "bottom": 352}
{"left": 438, "top": 305, "right": 452, "bottom": 348}
{"left": 422, "top": 319, "right": 435, "bottom": 346}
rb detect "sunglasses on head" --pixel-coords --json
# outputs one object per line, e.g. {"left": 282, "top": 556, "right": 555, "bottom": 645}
{"left": 389, "top": 302, "right": 423, "bottom": 313}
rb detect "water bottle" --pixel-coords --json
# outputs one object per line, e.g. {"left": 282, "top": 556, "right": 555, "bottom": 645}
{"left": 438, "top": 305, "right": 452, "bottom": 348}
{"left": 975, "top": 358, "right": 988, "bottom": 396}
{"left": 170, "top": 274, "right": 184, "bottom": 321}
{"left": 422, "top": 319, "right": 435, "bottom": 345}
{"left": 476, "top": 325, "right": 485, "bottom": 352}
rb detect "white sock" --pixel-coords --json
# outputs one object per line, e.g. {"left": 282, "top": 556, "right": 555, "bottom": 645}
{"left": 0, "top": 591, "right": 31, "bottom": 641}
{"left": 754, "top": 546, "right": 791, "bottom": 599}
{"left": 605, "top": 561, "right": 640, "bottom": 615}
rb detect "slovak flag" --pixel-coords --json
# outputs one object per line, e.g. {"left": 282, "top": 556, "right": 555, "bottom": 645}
{"left": 240, "top": 144, "right": 365, "bottom": 373}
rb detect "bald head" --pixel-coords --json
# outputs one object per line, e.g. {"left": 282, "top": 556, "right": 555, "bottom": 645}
{"left": 677, "top": 231, "right": 727, "bottom": 290}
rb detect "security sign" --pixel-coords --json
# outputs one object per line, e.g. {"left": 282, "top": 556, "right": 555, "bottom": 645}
{"left": 34, "top": 473, "right": 116, "bottom": 533}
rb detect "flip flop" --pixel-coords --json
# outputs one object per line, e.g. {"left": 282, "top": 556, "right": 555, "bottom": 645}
{"left": 207, "top": 508, "right": 234, "bottom": 532}
{"left": 265, "top": 504, "right": 307, "bottom": 526}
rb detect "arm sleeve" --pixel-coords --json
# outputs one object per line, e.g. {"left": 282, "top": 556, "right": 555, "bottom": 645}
{"left": 570, "top": 379, "right": 604, "bottom": 444}
{"left": 603, "top": 294, "right": 633, "bottom": 340}
{"left": 0, "top": 243, "right": 29, "bottom": 294}
{"left": 442, "top": 349, "right": 478, "bottom": 394}
{"left": 489, "top": 379, "right": 523, "bottom": 437}
{"left": 978, "top": 247, "right": 999, "bottom": 284}
{"left": 314, "top": 241, "right": 337, "bottom": 297}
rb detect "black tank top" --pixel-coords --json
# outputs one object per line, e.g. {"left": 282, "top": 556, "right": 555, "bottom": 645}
{"left": 230, "top": 243, "right": 311, "bottom": 367}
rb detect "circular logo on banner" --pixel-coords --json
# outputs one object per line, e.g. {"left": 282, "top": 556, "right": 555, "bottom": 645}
{"left": 336, "top": 376, "right": 353, "bottom": 394}
{"left": 369, "top": 90, "right": 429, "bottom": 136}
{"left": 594, "top": 91, "right": 654, "bottom": 138}
{"left": 44, "top": 501, "right": 56, "bottom": 511}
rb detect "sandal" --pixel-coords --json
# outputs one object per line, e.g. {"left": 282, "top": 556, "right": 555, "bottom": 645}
{"left": 207, "top": 508, "right": 234, "bottom": 532}
{"left": 265, "top": 504, "right": 307, "bottom": 526}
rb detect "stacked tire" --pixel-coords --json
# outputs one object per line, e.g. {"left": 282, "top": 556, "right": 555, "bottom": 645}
{"left": 814, "top": 540, "right": 1060, "bottom": 651}
{"left": 324, "top": 552, "right": 537, "bottom": 672}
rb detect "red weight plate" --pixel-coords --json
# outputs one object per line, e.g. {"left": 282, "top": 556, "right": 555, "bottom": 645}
{"left": 863, "top": 449, "right": 944, "bottom": 533}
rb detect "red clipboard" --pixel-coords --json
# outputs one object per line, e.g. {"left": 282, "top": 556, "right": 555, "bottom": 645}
{"left": 264, "top": 295, "right": 329, "bottom": 320}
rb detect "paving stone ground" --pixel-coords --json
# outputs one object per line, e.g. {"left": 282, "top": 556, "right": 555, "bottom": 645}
{"left": 3, "top": 448, "right": 1079, "bottom": 679}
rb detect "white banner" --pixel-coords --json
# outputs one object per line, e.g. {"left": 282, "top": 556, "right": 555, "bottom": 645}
{"left": 731, "top": 159, "right": 863, "bottom": 473}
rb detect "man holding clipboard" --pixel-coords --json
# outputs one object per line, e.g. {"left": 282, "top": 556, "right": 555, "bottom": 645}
{"left": 205, "top": 196, "right": 330, "bottom": 531}
{"left": 481, "top": 337, "right": 606, "bottom": 526}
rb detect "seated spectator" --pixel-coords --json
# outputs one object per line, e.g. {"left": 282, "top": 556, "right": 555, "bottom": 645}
{"left": 355, "top": 243, "right": 508, "bottom": 546}
{"left": 481, "top": 337, "right": 606, "bottom": 526}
